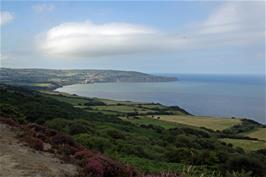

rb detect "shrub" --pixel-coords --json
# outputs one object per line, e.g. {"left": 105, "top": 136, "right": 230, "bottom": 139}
{"left": 140, "top": 124, "right": 164, "bottom": 133}
{"left": 83, "top": 158, "right": 104, "bottom": 177}
{"left": 223, "top": 155, "right": 265, "bottom": 177}
{"left": 225, "top": 170, "right": 252, "bottom": 177}
{"left": 0, "top": 104, "right": 26, "bottom": 123}
{"left": 74, "top": 150, "right": 94, "bottom": 160}
{"left": 25, "top": 137, "right": 44, "bottom": 151}
{"left": 74, "top": 134, "right": 111, "bottom": 153}
{"left": 255, "top": 148, "right": 266, "bottom": 156}
{"left": 27, "top": 123, "right": 46, "bottom": 133}
{"left": 45, "top": 118, "right": 70, "bottom": 132}
{"left": 164, "top": 148, "right": 198, "bottom": 164}
{"left": 0, "top": 117, "right": 20, "bottom": 127}
{"left": 144, "top": 173, "right": 180, "bottom": 177}
{"left": 61, "top": 144, "right": 79, "bottom": 155}
{"left": 118, "top": 144, "right": 150, "bottom": 159}
{"left": 51, "top": 133, "right": 76, "bottom": 146}
{"left": 195, "top": 150, "right": 219, "bottom": 165}
{"left": 175, "top": 135, "right": 194, "bottom": 148}
{"left": 106, "top": 129, "right": 126, "bottom": 140}
{"left": 35, "top": 132, "right": 47, "bottom": 142}
{"left": 69, "top": 121, "right": 90, "bottom": 135}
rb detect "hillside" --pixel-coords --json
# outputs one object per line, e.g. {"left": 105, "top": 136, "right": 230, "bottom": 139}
{"left": 0, "top": 68, "right": 177, "bottom": 90}
{"left": 0, "top": 84, "right": 265, "bottom": 177}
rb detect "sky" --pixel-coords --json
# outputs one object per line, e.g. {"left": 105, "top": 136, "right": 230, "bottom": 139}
{"left": 0, "top": 1, "right": 265, "bottom": 74}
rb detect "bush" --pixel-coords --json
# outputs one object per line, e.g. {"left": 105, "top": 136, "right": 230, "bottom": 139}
{"left": 74, "top": 134, "right": 111, "bottom": 153}
{"left": 175, "top": 135, "right": 194, "bottom": 148}
{"left": 225, "top": 170, "right": 252, "bottom": 177}
{"left": 106, "top": 129, "right": 126, "bottom": 140}
{"left": 0, "top": 104, "right": 26, "bottom": 123}
{"left": 69, "top": 121, "right": 91, "bottom": 135}
{"left": 24, "top": 137, "right": 44, "bottom": 151}
{"left": 195, "top": 150, "right": 219, "bottom": 165}
{"left": 45, "top": 118, "right": 70, "bottom": 132}
{"left": 118, "top": 144, "right": 150, "bottom": 159}
{"left": 0, "top": 117, "right": 20, "bottom": 127}
{"left": 83, "top": 158, "right": 104, "bottom": 177}
{"left": 223, "top": 155, "right": 266, "bottom": 177}
{"left": 74, "top": 150, "right": 94, "bottom": 160}
{"left": 51, "top": 133, "right": 76, "bottom": 146}
{"left": 164, "top": 148, "right": 198, "bottom": 164}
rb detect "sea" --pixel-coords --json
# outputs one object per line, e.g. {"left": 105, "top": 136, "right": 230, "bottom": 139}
{"left": 56, "top": 74, "right": 266, "bottom": 124}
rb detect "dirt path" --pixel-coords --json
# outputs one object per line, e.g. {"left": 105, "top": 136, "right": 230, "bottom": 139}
{"left": 0, "top": 123, "right": 78, "bottom": 177}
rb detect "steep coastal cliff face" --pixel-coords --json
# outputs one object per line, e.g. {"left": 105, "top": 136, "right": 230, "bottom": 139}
{"left": 0, "top": 68, "right": 177, "bottom": 89}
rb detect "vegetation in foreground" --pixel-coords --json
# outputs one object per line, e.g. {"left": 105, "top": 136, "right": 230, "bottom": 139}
{"left": 0, "top": 84, "right": 265, "bottom": 177}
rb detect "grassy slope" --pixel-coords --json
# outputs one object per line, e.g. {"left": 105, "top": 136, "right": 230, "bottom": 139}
{"left": 122, "top": 116, "right": 180, "bottom": 129}
{"left": 148, "top": 115, "right": 241, "bottom": 131}
{"left": 96, "top": 98, "right": 143, "bottom": 105}
{"left": 92, "top": 105, "right": 157, "bottom": 114}
{"left": 46, "top": 94, "right": 89, "bottom": 106}
{"left": 242, "top": 128, "right": 266, "bottom": 141}
{"left": 220, "top": 138, "right": 266, "bottom": 151}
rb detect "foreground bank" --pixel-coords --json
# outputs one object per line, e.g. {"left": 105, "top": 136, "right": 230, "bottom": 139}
{"left": 0, "top": 84, "right": 265, "bottom": 177}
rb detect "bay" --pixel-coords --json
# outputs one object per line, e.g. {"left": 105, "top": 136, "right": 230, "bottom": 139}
{"left": 56, "top": 74, "right": 265, "bottom": 124}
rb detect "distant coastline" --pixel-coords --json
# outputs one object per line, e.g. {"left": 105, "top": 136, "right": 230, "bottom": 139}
{"left": 0, "top": 68, "right": 177, "bottom": 90}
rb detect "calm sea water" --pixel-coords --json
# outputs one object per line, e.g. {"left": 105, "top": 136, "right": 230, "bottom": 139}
{"left": 56, "top": 74, "right": 266, "bottom": 124}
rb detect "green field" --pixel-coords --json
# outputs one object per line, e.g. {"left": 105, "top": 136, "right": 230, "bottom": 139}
{"left": 150, "top": 115, "right": 241, "bottom": 130}
{"left": 92, "top": 105, "right": 157, "bottom": 114}
{"left": 139, "top": 104, "right": 166, "bottom": 109}
{"left": 122, "top": 116, "right": 180, "bottom": 129}
{"left": 220, "top": 138, "right": 266, "bottom": 151}
{"left": 95, "top": 98, "right": 142, "bottom": 105}
{"left": 31, "top": 83, "right": 53, "bottom": 87}
{"left": 243, "top": 128, "right": 266, "bottom": 141}
{"left": 45, "top": 94, "right": 89, "bottom": 106}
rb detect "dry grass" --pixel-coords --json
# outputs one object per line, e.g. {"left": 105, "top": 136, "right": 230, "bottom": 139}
{"left": 220, "top": 138, "right": 266, "bottom": 151}
{"left": 150, "top": 115, "right": 241, "bottom": 131}
{"left": 243, "top": 128, "right": 266, "bottom": 141}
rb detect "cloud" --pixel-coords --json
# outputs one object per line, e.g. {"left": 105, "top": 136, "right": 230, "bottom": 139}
{"left": 37, "top": 21, "right": 186, "bottom": 57}
{"left": 32, "top": 4, "right": 55, "bottom": 13}
{"left": 197, "top": 2, "right": 264, "bottom": 34}
{"left": 0, "top": 11, "right": 14, "bottom": 26}
{"left": 37, "top": 1, "right": 264, "bottom": 58}
{"left": 181, "top": 1, "right": 264, "bottom": 49}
